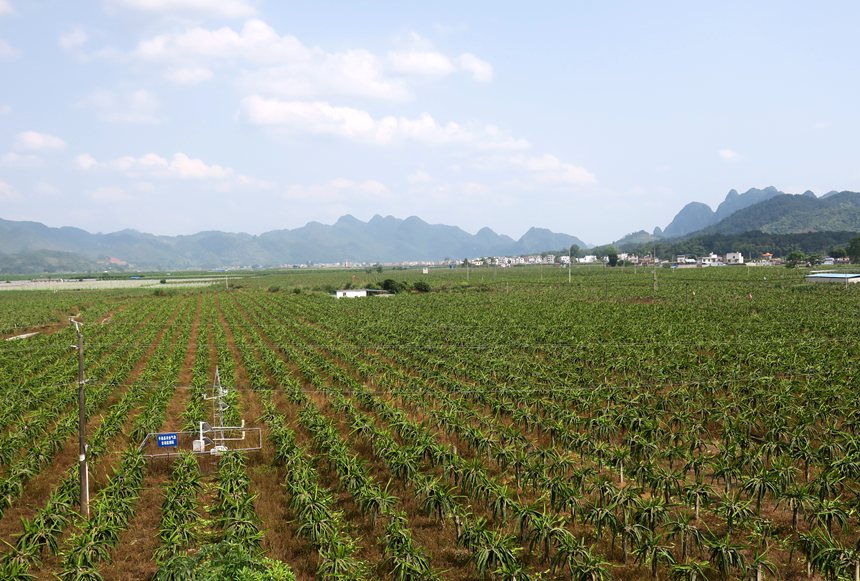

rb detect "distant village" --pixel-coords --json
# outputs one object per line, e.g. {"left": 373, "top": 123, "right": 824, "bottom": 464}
{"left": 481, "top": 251, "right": 851, "bottom": 268}
{"left": 312, "top": 250, "right": 849, "bottom": 270}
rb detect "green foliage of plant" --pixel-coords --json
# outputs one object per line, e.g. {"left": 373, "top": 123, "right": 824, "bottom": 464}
{"left": 156, "top": 540, "right": 295, "bottom": 581}
{"left": 381, "top": 279, "right": 408, "bottom": 294}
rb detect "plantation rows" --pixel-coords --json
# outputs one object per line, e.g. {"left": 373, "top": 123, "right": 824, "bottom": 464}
{"left": 0, "top": 269, "right": 857, "bottom": 579}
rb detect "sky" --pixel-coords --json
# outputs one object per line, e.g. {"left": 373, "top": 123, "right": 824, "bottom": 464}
{"left": 1, "top": 1, "right": 859, "bottom": 245}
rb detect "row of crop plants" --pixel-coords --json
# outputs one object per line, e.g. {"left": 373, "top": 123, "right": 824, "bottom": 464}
{"left": 0, "top": 295, "right": 190, "bottom": 577}
{"left": 232, "top": 293, "right": 546, "bottom": 579}
{"left": 53, "top": 294, "right": 196, "bottom": 580}
{"left": 147, "top": 295, "right": 296, "bottom": 579}
{"left": 221, "top": 295, "right": 382, "bottom": 578}
{"left": 256, "top": 290, "right": 860, "bottom": 579}
{"left": 0, "top": 296, "right": 185, "bottom": 529}
{"left": 321, "top": 294, "right": 858, "bottom": 579}
{"left": 0, "top": 291, "right": 124, "bottom": 336}
{"left": 222, "top": 296, "right": 443, "bottom": 579}
{"left": 0, "top": 296, "right": 144, "bottom": 452}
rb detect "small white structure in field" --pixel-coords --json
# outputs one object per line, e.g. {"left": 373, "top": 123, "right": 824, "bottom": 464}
{"left": 806, "top": 273, "right": 860, "bottom": 284}
{"left": 335, "top": 289, "right": 368, "bottom": 298}
{"left": 725, "top": 252, "right": 744, "bottom": 265}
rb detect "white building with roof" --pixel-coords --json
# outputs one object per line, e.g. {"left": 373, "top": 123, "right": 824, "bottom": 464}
{"left": 725, "top": 252, "right": 744, "bottom": 265}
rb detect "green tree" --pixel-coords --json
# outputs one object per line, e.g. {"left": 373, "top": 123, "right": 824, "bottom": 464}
{"left": 785, "top": 251, "right": 805, "bottom": 268}
{"left": 829, "top": 246, "right": 846, "bottom": 259}
{"left": 381, "top": 279, "right": 407, "bottom": 294}
{"left": 607, "top": 246, "right": 619, "bottom": 267}
{"left": 847, "top": 237, "right": 860, "bottom": 263}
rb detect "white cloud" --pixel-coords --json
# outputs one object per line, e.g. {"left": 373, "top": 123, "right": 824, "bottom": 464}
{"left": 14, "top": 131, "right": 66, "bottom": 152}
{"left": 164, "top": 152, "right": 233, "bottom": 179}
{"left": 77, "top": 151, "right": 270, "bottom": 188}
{"left": 59, "top": 27, "right": 88, "bottom": 50}
{"left": 137, "top": 20, "right": 410, "bottom": 101}
{"left": 0, "top": 38, "right": 17, "bottom": 60}
{"left": 240, "top": 53, "right": 409, "bottom": 101}
{"left": 241, "top": 96, "right": 530, "bottom": 149}
{"left": 0, "top": 0, "right": 11, "bottom": 15}
{"left": 0, "top": 180, "right": 19, "bottom": 200}
{"left": 75, "top": 153, "right": 98, "bottom": 170}
{"left": 108, "top": 0, "right": 255, "bottom": 19}
{"left": 83, "top": 152, "right": 231, "bottom": 179}
{"left": 90, "top": 186, "right": 133, "bottom": 203}
{"left": 164, "top": 66, "right": 213, "bottom": 85}
{"left": 0, "top": 104, "right": 9, "bottom": 114}
{"left": 387, "top": 51, "right": 455, "bottom": 76}
{"left": 456, "top": 53, "right": 493, "bottom": 82}
{"left": 131, "top": 20, "right": 491, "bottom": 100}
{"left": 357, "top": 179, "right": 389, "bottom": 196}
{"left": 0, "top": 151, "right": 43, "bottom": 168}
{"left": 506, "top": 153, "right": 596, "bottom": 186}
{"left": 134, "top": 19, "right": 308, "bottom": 64}
{"left": 387, "top": 32, "right": 491, "bottom": 81}
{"left": 718, "top": 148, "right": 739, "bottom": 161}
{"left": 77, "top": 90, "right": 163, "bottom": 124}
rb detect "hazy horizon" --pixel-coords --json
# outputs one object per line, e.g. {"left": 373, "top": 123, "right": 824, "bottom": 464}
{"left": 1, "top": 1, "right": 859, "bottom": 243}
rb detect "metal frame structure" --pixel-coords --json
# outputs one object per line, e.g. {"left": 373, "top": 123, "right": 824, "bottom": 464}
{"left": 139, "top": 426, "right": 262, "bottom": 458}
{"left": 138, "top": 365, "right": 262, "bottom": 458}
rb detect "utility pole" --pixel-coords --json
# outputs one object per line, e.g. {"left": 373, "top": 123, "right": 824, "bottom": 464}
{"left": 652, "top": 247, "right": 658, "bottom": 292}
{"left": 70, "top": 319, "right": 89, "bottom": 518}
{"left": 568, "top": 246, "right": 572, "bottom": 284}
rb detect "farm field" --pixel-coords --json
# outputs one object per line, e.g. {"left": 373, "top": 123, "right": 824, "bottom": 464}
{"left": 0, "top": 265, "right": 858, "bottom": 580}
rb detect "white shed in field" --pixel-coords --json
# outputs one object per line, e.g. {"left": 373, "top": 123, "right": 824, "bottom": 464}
{"left": 335, "top": 289, "right": 368, "bottom": 298}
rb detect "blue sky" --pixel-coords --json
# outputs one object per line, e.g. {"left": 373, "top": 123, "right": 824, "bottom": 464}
{"left": 1, "top": 1, "right": 858, "bottom": 244}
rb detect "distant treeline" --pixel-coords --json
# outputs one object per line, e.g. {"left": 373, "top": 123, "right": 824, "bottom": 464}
{"left": 620, "top": 230, "right": 858, "bottom": 259}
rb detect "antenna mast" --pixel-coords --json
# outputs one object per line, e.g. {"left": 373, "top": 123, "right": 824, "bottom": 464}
{"left": 210, "top": 367, "right": 228, "bottom": 442}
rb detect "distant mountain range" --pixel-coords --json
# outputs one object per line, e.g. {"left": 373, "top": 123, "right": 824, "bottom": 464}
{"left": 0, "top": 215, "right": 588, "bottom": 272}
{"left": 614, "top": 187, "right": 860, "bottom": 249}
{"left": 665, "top": 186, "right": 787, "bottom": 237}
{"left": 3, "top": 186, "right": 860, "bottom": 273}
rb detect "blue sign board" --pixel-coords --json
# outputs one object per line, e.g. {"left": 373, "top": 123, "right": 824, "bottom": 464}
{"left": 157, "top": 433, "right": 178, "bottom": 447}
